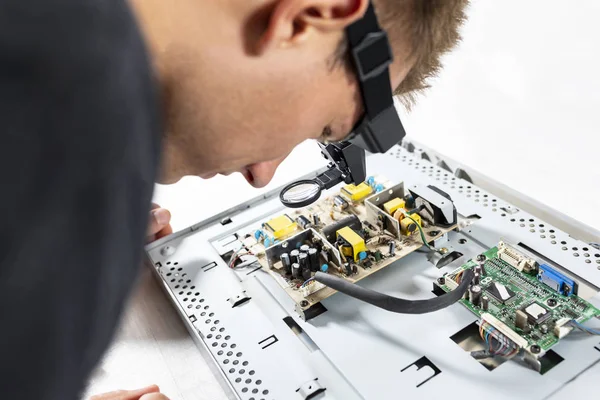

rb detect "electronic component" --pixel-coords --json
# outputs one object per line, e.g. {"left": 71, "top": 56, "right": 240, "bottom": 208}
{"left": 470, "top": 285, "right": 482, "bottom": 307}
{"left": 336, "top": 226, "right": 367, "bottom": 262}
{"left": 473, "top": 272, "right": 480, "bottom": 285}
{"left": 497, "top": 241, "right": 536, "bottom": 273}
{"left": 291, "top": 263, "right": 301, "bottom": 279}
{"left": 481, "top": 313, "right": 528, "bottom": 349}
{"left": 280, "top": 253, "right": 292, "bottom": 274}
{"left": 341, "top": 182, "right": 373, "bottom": 202}
{"left": 408, "top": 185, "right": 457, "bottom": 225}
{"left": 554, "top": 318, "right": 574, "bottom": 338}
{"left": 388, "top": 241, "right": 395, "bottom": 257}
{"left": 515, "top": 310, "right": 528, "bottom": 330}
{"left": 322, "top": 215, "right": 361, "bottom": 242}
{"left": 264, "top": 215, "right": 298, "bottom": 240}
{"left": 320, "top": 264, "right": 329, "bottom": 272}
{"left": 523, "top": 302, "right": 551, "bottom": 325}
{"left": 290, "top": 249, "right": 300, "bottom": 265}
{"left": 300, "top": 244, "right": 310, "bottom": 254}
{"left": 299, "top": 252, "right": 309, "bottom": 270}
{"left": 383, "top": 197, "right": 405, "bottom": 215}
{"left": 486, "top": 282, "right": 517, "bottom": 304}
{"left": 296, "top": 215, "right": 312, "bottom": 230}
{"left": 333, "top": 196, "right": 349, "bottom": 211}
{"left": 476, "top": 254, "right": 487, "bottom": 275}
{"left": 482, "top": 295, "right": 489, "bottom": 311}
{"left": 537, "top": 263, "right": 577, "bottom": 296}
{"left": 540, "top": 325, "right": 549, "bottom": 334}
{"left": 308, "top": 248, "right": 319, "bottom": 272}
{"left": 400, "top": 213, "right": 421, "bottom": 236}
{"left": 312, "top": 214, "right": 320, "bottom": 225}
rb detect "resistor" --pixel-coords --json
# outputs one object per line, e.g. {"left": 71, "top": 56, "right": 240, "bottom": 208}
{"left": 389, "top": 241, "right": 396, "bottom": 257}
{"left": 280, "top": 253, "right": 292, "bottom": 274}
{"left": 482, "top": 296, "right": 489, "bottom": 311}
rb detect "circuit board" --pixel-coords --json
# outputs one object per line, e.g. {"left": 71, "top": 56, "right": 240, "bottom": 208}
{"left": 220, "top": 178, "right": 462, "bottom": 313}
{"left": 438, "top": 246, "right": 600, "bottom": 353}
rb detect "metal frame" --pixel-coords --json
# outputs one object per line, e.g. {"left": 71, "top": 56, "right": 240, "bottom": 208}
{"left": 145, "top": 140, "right": 600, "bottom": 400}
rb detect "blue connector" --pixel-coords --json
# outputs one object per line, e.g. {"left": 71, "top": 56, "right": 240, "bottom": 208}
{"left": 366, "top": 176, "right": 375, "bottom": 187}
{"left": 375, "top": 184, "right": 384, "bottom": 193}
{"left": 254, "top": 229, "right": 264, "bottom": 241}
{"left": 537, "top": 263, "right": 577, "bottom": 296}
{"left": 321, "top": 264, "right": 329, "bottom": 272}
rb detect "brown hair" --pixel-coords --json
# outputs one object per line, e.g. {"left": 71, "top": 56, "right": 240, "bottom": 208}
{"left": 336, "top": 0, "right": 469, "bottom": 108}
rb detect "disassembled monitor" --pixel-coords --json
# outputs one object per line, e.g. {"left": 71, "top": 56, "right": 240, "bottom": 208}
{"left": 145, "top": 141, "right": 600, "bottom": 400}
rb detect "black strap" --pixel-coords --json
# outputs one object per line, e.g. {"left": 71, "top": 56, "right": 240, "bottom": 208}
{"left": 346, "top": 2, "right": 394, "bottom": 118}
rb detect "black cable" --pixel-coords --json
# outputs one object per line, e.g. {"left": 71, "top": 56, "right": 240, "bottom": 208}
{"left": 314, "top": 269, "right": 474, "bottom": 314}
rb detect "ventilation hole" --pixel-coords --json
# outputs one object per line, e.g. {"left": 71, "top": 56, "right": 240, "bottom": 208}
{"left": 253, "top": 389, "right": 258, "bottom": 394}
{"left": 596, "top": 254, "right": 600, "bottom": 258}
{"left": 179, "top": 292, "right": 183, "bottom": 295}
{"left": 220, "top": 328, "right": 225, "bottom": 332}
{"left": 529, "top": 224, "right": 534, "bottom": 227}
{"left": 207, "top": 334, "right": 213, "bottom": 339}
{"left": 227, "top": 351, "right": 233, "bottom": 356}
{"left": 170, "top": 267, "right": 175, "bottom": 271}
{"left": 584, "top": 253, "right": 590, "bottom": 257}
{"left": 520, "top": 219, "right": 525, "bottom": 222}
{"left": 541, "top": 235, "right": 546, "bottom": 239}
{"left": 174, "top": 262, "right": 178, "bottom": 265}
{"left": 209, "top": 313, "right": 215, "bottom": 317}
{"left": 218, "top": 350, "right": 224, "bottom": 355}
{"left": 249, "top": 370, "right": 255, "bottom": 375}
{"left": 212, "top": 342, "right": 218, "bottom": 347}
{"left": 201, "top": 312, "right": 206, "bottom": 316}
{"left": 239, "top": 369, "right": 246, "bottom": 374}
{"left": 597, "top": 260, "right": 600, "bottom": 265}
{"left": 166, "top": 273, "right": 172, "bottom": 277}
{"left": 573, "top": 247, "right": 579, "bottom": 251}
{"left": 246, "top": 379, "right": 252, "bottom": 384}
{"left": 550, "top": 235, "right": 556, "bottom": 239}
{"left": 187, "top": 291, "right": 192, "bottom": 295}
{"left": 191, "top": 286, "right": 196, "bottom": 289}
{"left": 549, "top": 230, "right": 555, "bottom": 233}
{"left": 501, "top": 213, "right": 506, "bottom": 217}
{"left": 186, "top": 280, "right": 191, "bottom": 283}
{"left": 223, "top": 359, "right": 229, "bottom": 364}
{"left": 231, "top": 344, "right": 236, "bottom": 348}
{"left": 459, "top": 239, "right": 467, "bottom": 244}
{"left": 236, "top": 378, "right": 242, "bottom": 383}
{"left": 562, "top": 247, "right": 568, "bottom": 251}
{"left": 215, "top": 320, "right": 220, "bottom": 325}
{"left": 551, "top": 241, "right": 557, "bottom": 244}
{"left": 178, "top": 267, "right": 183, "bottom": 271}
{"left": 167, "top": 262, "right": 171, "bottom": 265}
{"left": 206, "top": 319, "right": 211, "bottom": 323}
{"left": 243, "top": 361, "right": 249, "bottom": 366}
{"left": 561, "top": 241, "right": 567, "bottom": 245}
{"left": 216, "top": 335, "right": 222, "bottom": 339}
{"left": 574, "top": 253, "right": 580, "bottom": 257}
{"left": 196, "top": 305, "right": 201, "bottom": 309}
{"left": 195, "top": 292, "right": 200, "bottom": 296}
{"left": 237, "top": 352, "right": 243, "bottom": 357}
{"left": 242, "top": 388, "right": 248, "bottom": 393}
{"left": 492, "top": 199, "right": 497, "bottom": 202}
{"left": 204, "top": 305, "right": 209, "bottom": 309}
{"left": 539, "top": 229, "right": 545, "bottom": 233}
{"left": 175, "top": 285, "right": 180, "bottom": 289}
{"left": 263, "top": 390, "right": 269, "bottom": 395}
{"left": 211, "top": 327, "right": 217, "bottom": 332}
{"left": 229, "top": 368, "right": 236, "bottom": 374}
{"left": 530, "top": 229, "right": 535, "bottom": 233}
{"left": 233, "top": 360, "right": 239, "bottom": 365}
{"left": 586, "top": 260, "right": 591, "bottom": 264}
{"left": 183, "top": 298, "right": 188, "bottom": 302}
{"left": 583, "top": 247, "right": 589, "bottom": 251}
{"left": 520, "top": 224, "right": 525, "bottom": 227}
{"left": 529, "top": 219, "right": 534, "bottom": 222}
{"left": 187, "top": 304, "right": 192, "bottom": 309}
{"left": 221, "top": 343, "right": 227, "bottom": 348}
{"left": 225, "top": 335, "right": 231, "bottom": 340}
{"left": 256, "top": 380, "right": 262, "bottom": 385}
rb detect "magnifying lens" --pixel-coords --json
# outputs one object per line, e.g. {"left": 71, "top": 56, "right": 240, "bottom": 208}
{"left": 279, "top": 180, "right": 322, "bottom": 208}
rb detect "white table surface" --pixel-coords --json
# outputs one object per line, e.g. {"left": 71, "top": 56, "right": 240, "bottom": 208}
{"left": 83, "top": 0, "right": 600, "bottom": 398}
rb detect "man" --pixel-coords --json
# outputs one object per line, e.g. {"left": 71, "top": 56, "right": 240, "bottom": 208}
{"left": 0, "top": 0, "right": 467, "bottom": 399}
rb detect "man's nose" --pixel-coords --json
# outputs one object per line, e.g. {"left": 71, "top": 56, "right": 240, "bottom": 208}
{"left": 244, "top": 155, "right": 288, "bottom": 188}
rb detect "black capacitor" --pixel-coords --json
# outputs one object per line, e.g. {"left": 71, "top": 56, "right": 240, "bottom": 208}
{"left": 290, "top": 249, "right": 300, "bottom": 264}
{"left": 308, "top": 248, "right": 319, "bottom": 272}
{"left": 470, "top": 285, "right": 482, "bottom": 307}
{"left": 477, "top": 254, "right": 487, "bottom": 275}
{"left": 299, "top": 244, "right": 310, "bottom": 254}
{"left": 296, "top": 215, "right": 312, "bottom": 230}
{"left": 298, "top": 253, "right": 309, "bottom": 269}
{"left": 482, "top": 295, "right": 489, "bottom": 311}
{"left": 474, "top": 266, "right": 482, "bottom": 276}
{"left": 389, "top": 241, "right": 396, "bottom": 257}
{"left": 280, "top": 253, "right": 292, "bottom": 274}
{"left": 473, "top": 272, "right": 480, "bottom": 285}
{"left": 302, "top": 266, "right": 312, "bottom": 281}
{"left": 291, "top": 263, "right": 301, "bottom": 279}
{"left": 313, "top": 214, "right": 320, "bottom": 225}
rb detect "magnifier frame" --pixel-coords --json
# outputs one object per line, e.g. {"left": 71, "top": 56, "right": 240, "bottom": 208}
{"left": 279, "top": 179, "right": 323, "bottom": 209}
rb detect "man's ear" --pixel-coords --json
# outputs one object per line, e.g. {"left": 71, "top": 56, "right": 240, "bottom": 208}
{"left": 257, "top": 0, "right": 368, "bottom": 54}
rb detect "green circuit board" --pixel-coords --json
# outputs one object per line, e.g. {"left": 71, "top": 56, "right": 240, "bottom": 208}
{"left": 439, "top": 246, "right": 600, "bottom": 351}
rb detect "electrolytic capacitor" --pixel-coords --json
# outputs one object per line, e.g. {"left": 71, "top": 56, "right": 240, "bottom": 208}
{"left": 308, "top": 248, "right": 319, "bottom": 272}
{"left": 290, "top": 249, "right": 300, "bottom": 265}
{"left": 541, "top": 325, "right": 549, "bottom": 334}
{"left": 473, "top": 272, "right": 480, "bottom": 285}
{"left": 477, "top": 254, "right": 487, "bottom": 275}
{"left": 482, "top": 295, "right": 489, "bottom": 311}
{"left": 312, "top": 214, "right": 320, "bottom": 226}
{"left": 333, "top": 196, "right": 349, "bottom": 211}
{"left": 300, "top": 244, "right": 310, "bottom": 254}
{"left": 291, "top": 263, "right": 301, "bottom": 279}
{"left": 280, "top": 253, "right": 292, "bottom": 274}
{"left": 389, "top": 241, "right": 396, "bottom": 257}
{"left": 474, "top": 266, "right": 482, "bottom": 276}
{"left": 295, "top": 215, "right": 311, "bottom": 230}
{"left": 470, "top": 285, "right": 482, "bottom": 307}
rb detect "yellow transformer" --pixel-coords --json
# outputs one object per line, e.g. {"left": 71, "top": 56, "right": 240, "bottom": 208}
{"left": 340, "top": 182, "right": 373, "bottom": 202}
{"left": 336, "top": 226, "right": 367, "bottom": 262}
{"left": 264, "top": 214, "right": 297, "bottom": 239}
{"left": 383, "top": 197, "right": 405, "bottom": 215}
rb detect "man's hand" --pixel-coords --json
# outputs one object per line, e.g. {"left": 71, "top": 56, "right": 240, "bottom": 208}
{"left": 147, "top": 203, "right": 173, "bottom": 243}
{"left": 90, "top": 384, "right": 170, "bottom": 400}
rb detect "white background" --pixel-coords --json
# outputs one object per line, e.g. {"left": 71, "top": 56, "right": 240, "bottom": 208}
{"left": 154, "top": 0, "right": 600, "bottom": 234}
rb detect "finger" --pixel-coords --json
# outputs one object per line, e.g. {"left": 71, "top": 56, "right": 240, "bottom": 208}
{"left": 147, "top": 208, "right": 171, "bottom": 237}
{"left": 151, "top": 203, "right": 160, "bottom": 210}
{"left": 90, "top": 385, "right": 160, "bottom": 400}
{"left": 140, "top": 393, "right": 170, "bottom": 400}
{"left": 155, "top": 224, "right": 174, "bottom": 240}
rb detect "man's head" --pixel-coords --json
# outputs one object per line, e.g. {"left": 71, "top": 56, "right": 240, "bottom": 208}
{"left": 130, "top": 0, "right": 468, "bottom": 187}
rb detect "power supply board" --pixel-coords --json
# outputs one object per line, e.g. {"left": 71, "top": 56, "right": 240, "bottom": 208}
{"left": 436, "top": 243, "right": 600, "bottom": 361}
{"left": 217, "top": 177, "right": 464, "bottom": 318}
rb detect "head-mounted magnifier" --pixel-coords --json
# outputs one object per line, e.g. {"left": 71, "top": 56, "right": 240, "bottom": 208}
{"left": 280, "top": 2, "right": 406, "bottom": 208}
